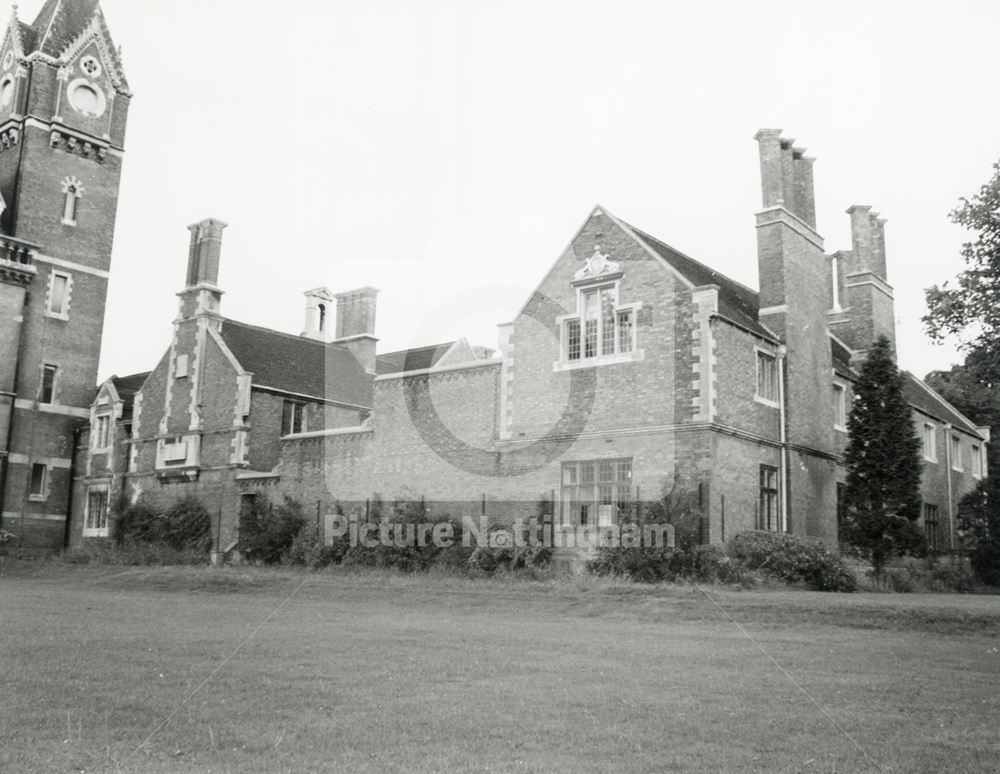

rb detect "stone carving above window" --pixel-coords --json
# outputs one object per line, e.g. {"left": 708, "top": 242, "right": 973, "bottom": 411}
{"left": 574, "top": 246, "right": 621, "bottom": 282}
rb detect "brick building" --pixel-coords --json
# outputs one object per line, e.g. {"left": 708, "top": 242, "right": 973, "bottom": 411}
{"left": 66, "top": 121, "right": 990, "bottom": 554}
{"left": 0, "top": 0, "right": 129, "bottom": 552}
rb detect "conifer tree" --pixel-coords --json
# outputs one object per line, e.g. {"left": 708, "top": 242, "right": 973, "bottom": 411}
{"left": 842, "top": 336, "right": 925, "bottom": 579}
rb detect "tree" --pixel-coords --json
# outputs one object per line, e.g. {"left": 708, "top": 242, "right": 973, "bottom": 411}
{"left": 842, "top": 336, "right": 925, "bottom": 579}
{"left": 924, "top": 159, "right": 1000, "bottom": 352}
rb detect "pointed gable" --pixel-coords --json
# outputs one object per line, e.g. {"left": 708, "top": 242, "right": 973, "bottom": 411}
{"left": 27, "top": 0, "right": 129, "bottom": 92}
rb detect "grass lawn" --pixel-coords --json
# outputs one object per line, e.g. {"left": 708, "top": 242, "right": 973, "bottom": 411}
{"left": 1, "top": 564, "right": 998, "bottom": 773}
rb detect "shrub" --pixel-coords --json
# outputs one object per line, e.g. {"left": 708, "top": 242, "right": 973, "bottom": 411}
{"left": 62, "top": 538, "right": 207, "bottom": 566}
{"left": 467, "top": 524, "right": 552, "bottom": 574}
{"left": 115, "top": 497, "right": 212, "bottom": 554}
{"left": 241, "top": 497, "right": 306, "bottom": 564}
{"left": 727, "top": 531, "right": 857, "bottom": 592}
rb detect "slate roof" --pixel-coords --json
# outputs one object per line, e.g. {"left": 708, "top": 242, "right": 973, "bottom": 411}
{"left": 622, "top": 214, "right": 985, "bottom": 440}
{"left": 218, "top": 319, "right": 373, "bottom": 408}
{"left": 903, "top": 373, "right": 983, "bottom": 437}
{"left": 24, "top": 0, "right": 129, "bottom": 90}
{"left": 111, "top": 371, "right": 148, "bottom": 421}
{"left": 376, "top": 342, "right": 456, "bottom": 375}
{"left": 625, "top": 222, "right": 776, "bottom": 341}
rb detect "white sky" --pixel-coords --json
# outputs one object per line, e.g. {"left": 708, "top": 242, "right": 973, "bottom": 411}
{"left": 45, "top": 0, "right": 999, "bottom": 381}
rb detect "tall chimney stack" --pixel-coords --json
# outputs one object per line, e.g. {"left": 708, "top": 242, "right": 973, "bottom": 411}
{"left": 753, "top": 129, "right": 817, "bottom": 228}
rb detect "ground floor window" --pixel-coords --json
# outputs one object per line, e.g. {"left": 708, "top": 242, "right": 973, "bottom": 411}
{"left": 758, "top": 465, "right": 780, "bottom": 531}
{"left": 560, "top": 458, "right": 632, "bottom": 527}
{"left": 924, "top": 503, "right": 940, "bottom": 552}
{"left": 84, "top": 487, "right": 109, "bottom": 537}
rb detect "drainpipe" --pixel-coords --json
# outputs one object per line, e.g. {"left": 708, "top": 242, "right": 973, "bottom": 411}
{"left": 944, "top": 423, "right": 955, "bottom": 551}
{"left": 777, "top": 345, "right": 789, "bottom": 533}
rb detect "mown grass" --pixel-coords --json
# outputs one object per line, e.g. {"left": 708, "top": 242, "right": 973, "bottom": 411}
{"left": 1, "top": 562, "right": 998, "bottom": 773}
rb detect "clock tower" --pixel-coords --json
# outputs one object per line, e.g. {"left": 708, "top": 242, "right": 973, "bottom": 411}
{"left": 0, "top": 0, "right": 130, "bottom": 552}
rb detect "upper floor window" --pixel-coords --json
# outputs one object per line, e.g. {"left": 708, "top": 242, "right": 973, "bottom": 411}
{"left": 559, "top": 282, "right": 639, "bottom": 368}
{"left": 94, "top": 414, "right": 112, "bottom": 450}
{"left": 972, "top": 445, "right": 985, "bottom": 479}
{"left": 175, "top": 353, "right": 189, "bottom": 379}
{"left": 84, "top": 486, "right": 109, "bottom": 537}
{"left": 282, "top": 400, "right": 306, "bottom": 435}
{"left": 29, "top": 463, "right": 48, "bottom": 501}
{"left": 47, "top": 271, "right": 71, "bottom": 318}
{"left": 61, "top": 176, "right": 84, "bottom": 226}
{"left": 922, "top": 422, "right": 937, "bottom": 463}
{"left": 161, "top": 436, "right": 188, "bottom": 466}
{"left": 950, "top": 435, "right": 963, "bottom": 472}
{"left": 755, "top": 350, "right": 778, "bottom": 404}
{"left": 40, "top": 364, "right": 57, "bottom": 404}
{"left": 832, "top": 383, "right": 847, "bottom": 430}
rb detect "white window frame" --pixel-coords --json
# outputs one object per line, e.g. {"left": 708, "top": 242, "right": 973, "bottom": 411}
{"left": 972, "top": 445, "right": 984, "bottom": 479}
{"left": 950, "top": 434, "right": 963, "bottom": 472}
{"left": 46, "top": 270, "right": 72, "bottom": 320}
{"left": 175, "top": 353, "right": 189, "bottom": 379}
{"left": 93, "top": 413, "right": 112, "bottom": 451}
{"left": 922, "top": 422, "right": 937, "bottom": 463}
{"left": 39, "top": 363, "right": 58, "bottom": 405}
{"left": 554, "top": 279, "right": 643, "bottom": 371}
{"left": 28, "top": 463, "right": 49, "bottom": 502}
{"left": 282, "top": 400, "right": 307, "bottom": 435}
{"left": 83, "top": 485, "right": 110, "bottom": 537}
{"left": 832, "top": 382, "right": 847, "bottom": 431}
{"left": 754, "top": 347, "right": 779, "bottom": 407}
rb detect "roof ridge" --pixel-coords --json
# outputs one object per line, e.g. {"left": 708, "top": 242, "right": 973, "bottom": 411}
{"left": 378, "top": 341, "right": 456, "bottom": 359}
{"left": 625, "top": 220, "right": 760, "bottom": 298}
{"left": 222, "top": 317, "right": 352, "bottom": 352}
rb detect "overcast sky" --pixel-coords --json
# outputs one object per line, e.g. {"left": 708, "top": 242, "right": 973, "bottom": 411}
{"left": 41, "top": 0, "right": 999, "bottom": 381}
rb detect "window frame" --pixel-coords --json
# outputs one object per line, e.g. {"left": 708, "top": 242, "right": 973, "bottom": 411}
{"left": 950, "top": 434, "right": 963, "bottom": 472}
{"left": 758, "top": 464, "right": 780, "bottom": 532}
{"left": 754, "top": 348, "right": 779, "bottom": 407}
{"left": 923, "top": 503, "right": 940, "bottom": 552}
{"left": 560, "top": 457, "right": 633, "bottom": 528}
{"left": 972, "top": 444, "right": 984, "bottom": 479}
{"left": 832, "top": 382, "right": 847, "bottom": 431}
{"left": 83, "top": 485, "right": 110, "bottom": 537}
{"left": 555, "top": 279, "right": 642, "bottom": 371}
{"left": 61, "top": 176, "right": 84, "bottom": 226}
{"left": 46, "top": 270, "right": 72, "bottom": 320}
{"left": 93, "top": 413, "right": 112, "bottom": 451}
{"left": 922, "top": 422, "right": 937, "bottom": 463}
{"left": 28, "top": 463, "right": 49, "bottom": 502}
{"left": 40, "top": 363, "right": 58, "bottom": 405}
{"left": 282, "top": 400, "right": 307, "bottom": 435}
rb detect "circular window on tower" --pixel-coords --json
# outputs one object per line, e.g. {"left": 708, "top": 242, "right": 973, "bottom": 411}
{"left": 67, "top": 78, "right": 107, "bottom": 117}
{"left": 0, "top": 75, "right": 14, "bottom": 108}
{"left": 2, "top": 51, "right": 14, "bottom": 71}
{"left": 80, "top": 55, "right": 102, "bottom": 78}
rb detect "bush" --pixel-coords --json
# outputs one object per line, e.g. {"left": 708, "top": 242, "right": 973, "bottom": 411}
{"left": 62, "top": 538, "right": 207, "bottom": 566}
{"left": 241, "top": 496, "right": 306, "bottom": 564}
{"left": 284, "top": 523, "right": 345, "bottom": 569}
{"left": 115, "top": 497, "right": 212, "bottom": 554}
{"left": 727, "top": 531, "right": 857, "bottom": 592}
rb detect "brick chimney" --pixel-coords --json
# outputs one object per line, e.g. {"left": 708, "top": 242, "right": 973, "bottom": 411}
{"left": 754, "top": 129, "right": 817, "bottom": 229}
{"left": 827, "top": 205, "right": 896, "bottom": 359}
{"left": 754, "top": 128, "right": 837, "bottom": 541}
{"left": 178, "top": 218, "right": 227, "bottom": 323}
{"left": 333, "top": 287, "right": 379, "bottom": 373}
